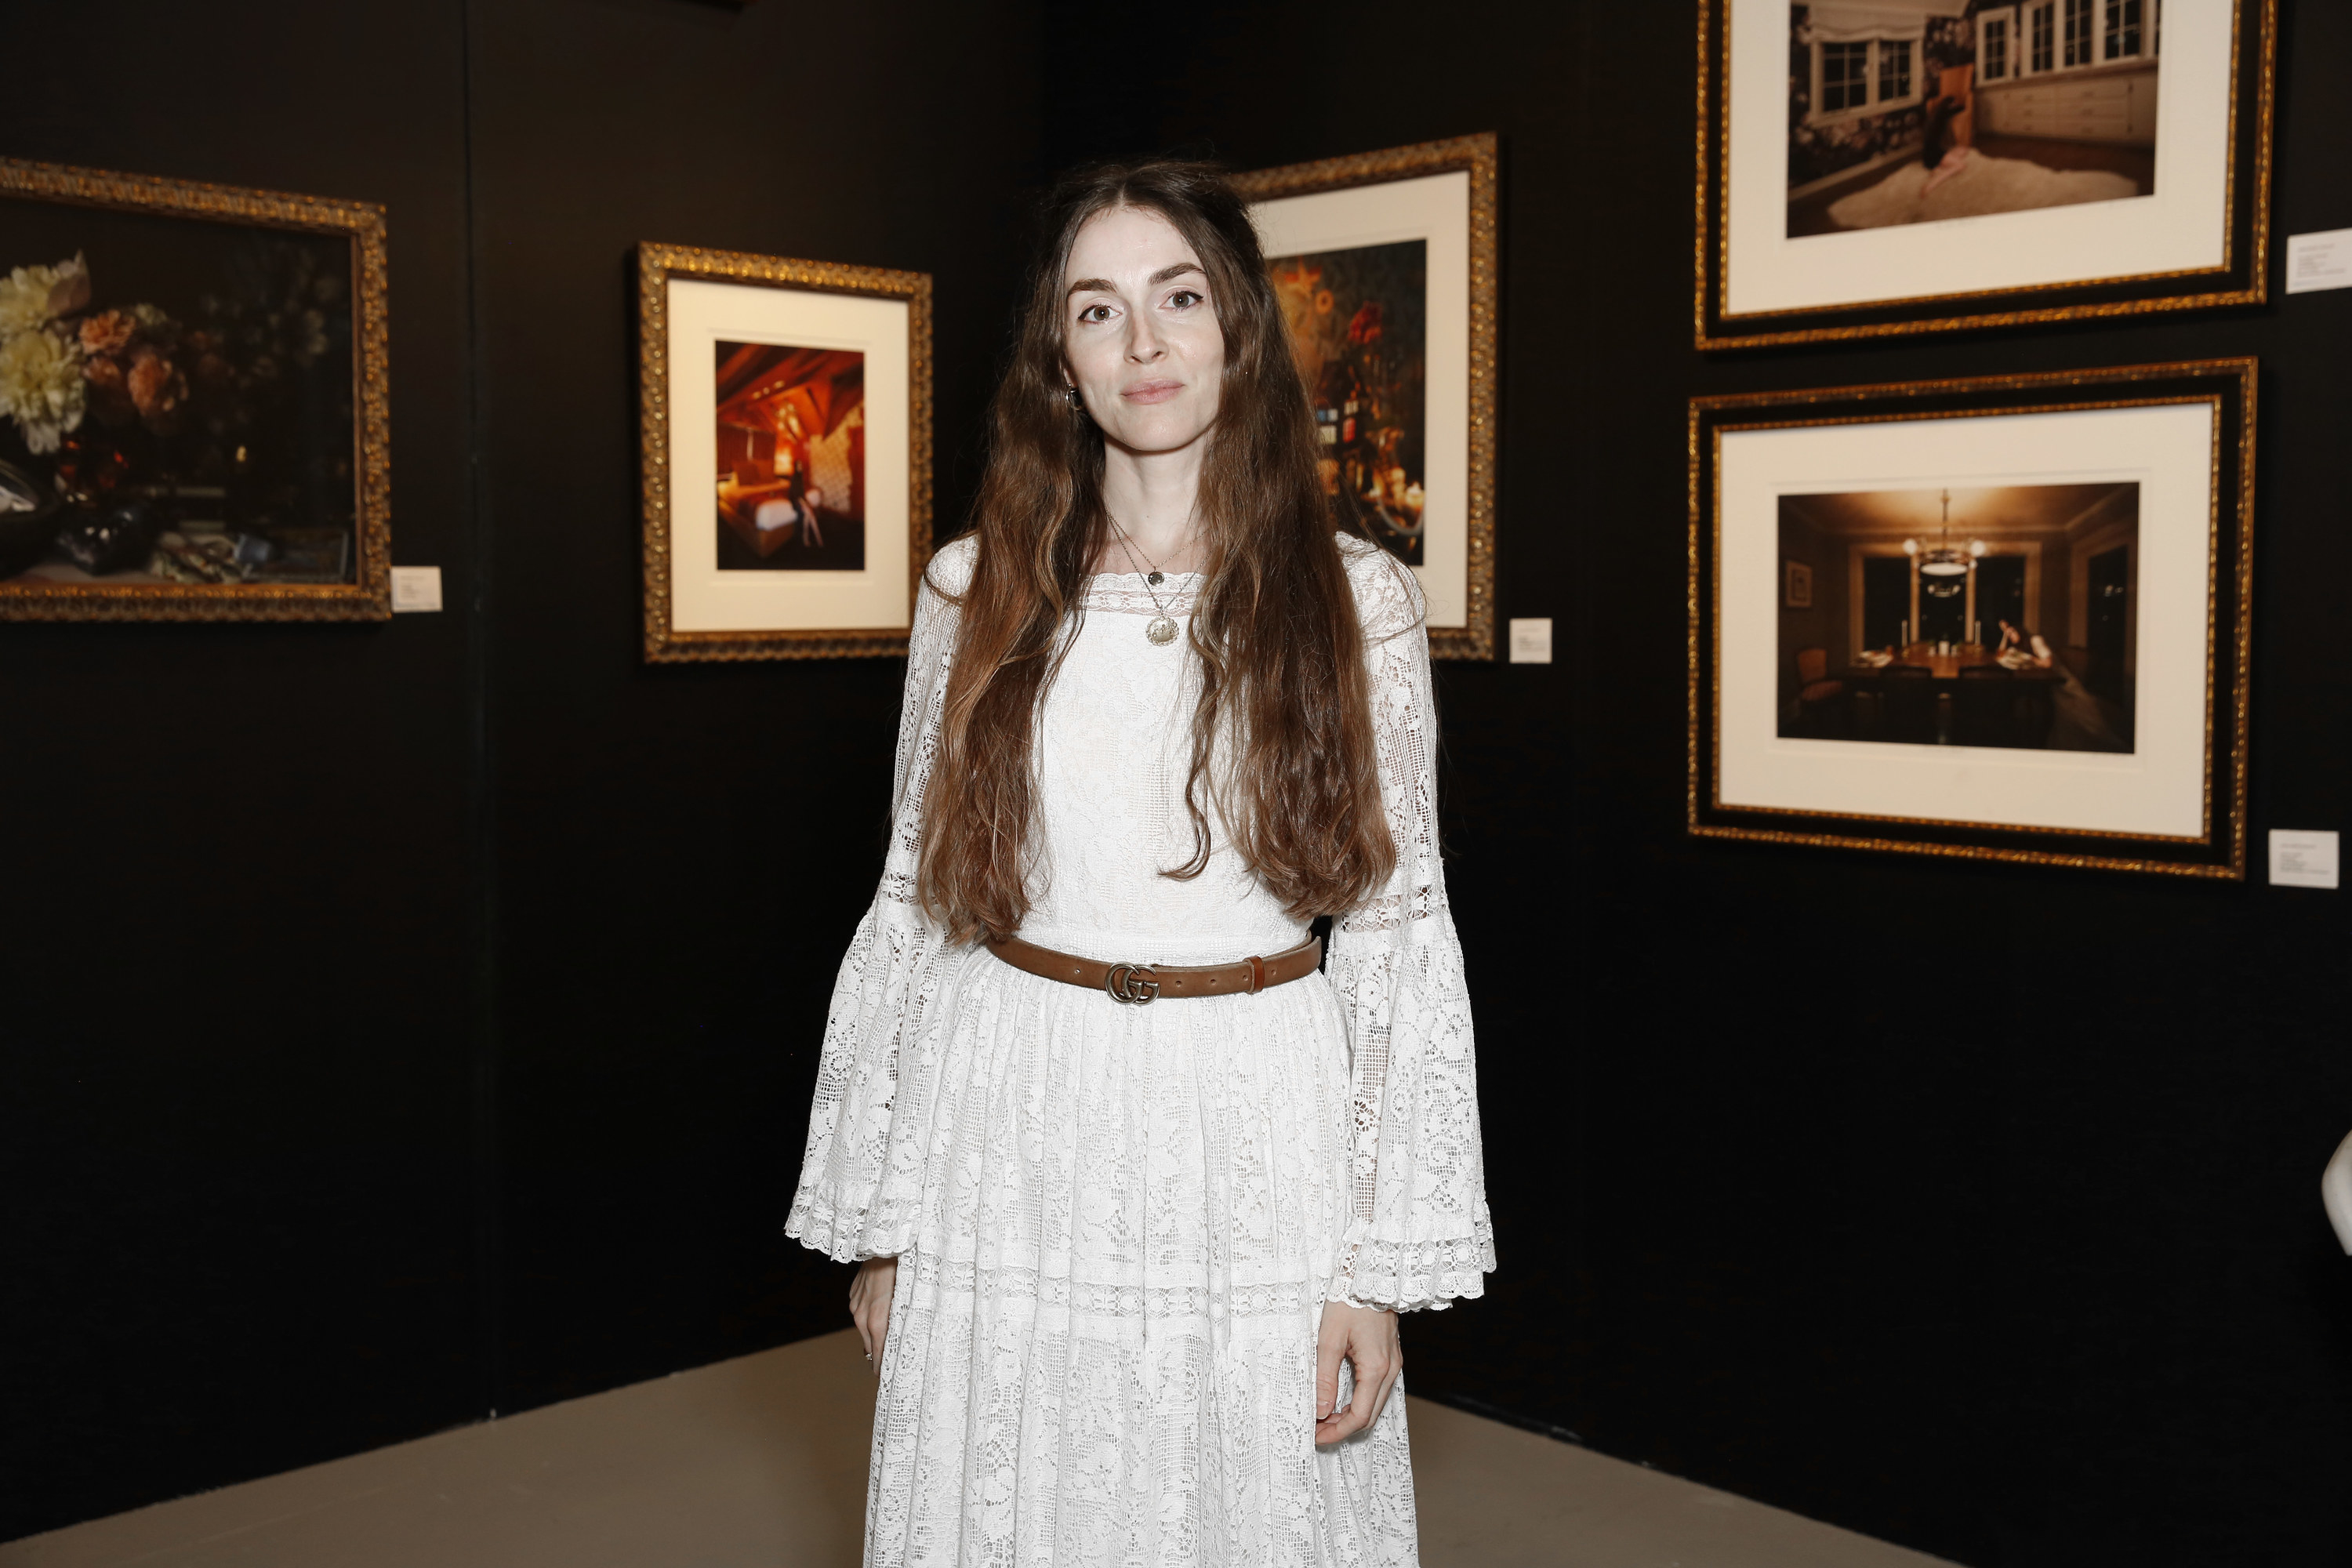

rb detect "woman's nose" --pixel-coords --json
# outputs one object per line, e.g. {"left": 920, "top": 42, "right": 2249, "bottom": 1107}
{"left": 1125, "top": 315, "right": 1167, "bottom": 361}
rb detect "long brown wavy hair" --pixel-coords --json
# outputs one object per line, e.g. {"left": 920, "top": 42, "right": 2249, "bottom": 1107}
{"left": 916, "top": 158, "right": 1396, "bottom": 946}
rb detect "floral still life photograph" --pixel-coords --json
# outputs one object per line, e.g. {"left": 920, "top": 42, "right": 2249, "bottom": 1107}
{"left": 1270, "top": 241, "right": 1428, "bottom": 567}
{"left": 0, "top": 179, "right": 372, "bottom": 612}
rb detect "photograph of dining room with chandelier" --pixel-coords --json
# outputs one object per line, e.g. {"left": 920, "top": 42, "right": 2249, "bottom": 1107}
{"left": 713, "top": 341, "right": 865, "bottom": 572}
{"left": 1778, "top": 481, "right": 2136, "bottom": 752}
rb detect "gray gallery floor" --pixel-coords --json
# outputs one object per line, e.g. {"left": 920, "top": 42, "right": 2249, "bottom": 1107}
{"left": 3, "top": 1330, "right": 1958, "bottom": 1567}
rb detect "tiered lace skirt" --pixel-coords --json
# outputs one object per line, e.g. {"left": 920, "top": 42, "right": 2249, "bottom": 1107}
{"left": 867, "top": 945, "right": 1420, "bottom": 1567}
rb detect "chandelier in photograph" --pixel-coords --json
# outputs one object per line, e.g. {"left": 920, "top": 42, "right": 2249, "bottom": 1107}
{"left": 1904, "top": 488, "right": 1984, "bottom": 598}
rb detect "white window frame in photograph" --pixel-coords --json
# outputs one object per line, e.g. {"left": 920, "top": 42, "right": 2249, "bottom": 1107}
{"left": 1877, "top": 34, "right": 1915, "bottom": 107}
{"left": 2014, "top": 0, "right": 2154, "bottom": 78}
{"left": 2027, "top": 0, "right": 2056, "bottom": 74}
{"left": 2103, "top": 0, "right": 2153, "bottom": 62}
{"left": 1978, "top": 6, "right": 2017, "bottom": 82}
{"left": 1807, "top": 34, "right": 1927, "bottom": 127}
{"left": 2065, "top": 0, "right": 2097, "bottom": 67}
{"left": 1819, "top": 38, "right": 1873, "bottom": 115}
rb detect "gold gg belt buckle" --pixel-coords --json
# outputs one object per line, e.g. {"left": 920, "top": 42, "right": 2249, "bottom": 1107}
{"left": 1104, "top": 963, "right": 1161, "bottom": 1005}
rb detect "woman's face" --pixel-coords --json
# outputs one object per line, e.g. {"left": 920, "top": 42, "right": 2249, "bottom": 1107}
{"left": 1061, "top": 205, "right": 1225, "bottom": 456}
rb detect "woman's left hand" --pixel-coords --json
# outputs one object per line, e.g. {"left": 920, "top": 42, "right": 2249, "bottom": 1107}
{"left": 1314, "top": 1301, "right": 1402, "bottom": 1446}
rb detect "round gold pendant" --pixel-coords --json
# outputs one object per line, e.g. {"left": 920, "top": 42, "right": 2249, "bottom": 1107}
{"left": 1147, "top": 616, "right": 1178, "bottom": 645}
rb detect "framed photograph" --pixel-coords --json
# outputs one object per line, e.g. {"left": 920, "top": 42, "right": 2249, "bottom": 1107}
{"left": 1232, "top": 133, "right": 1497, "bottom": 659}
{"left": 637, "top": 243, "right": 931, "bottom": 662}
{"left": 0, "top": 158, "right": 389, "bottom": 619}
{"left": 1696, "top": 0, "right": 2276, "bottom": 348}
{"left": 1785, "top": 557, "right": 1814, "bottom": 607}
{"left": 1690, "top": 359, "right": 2254, "bottom": 878}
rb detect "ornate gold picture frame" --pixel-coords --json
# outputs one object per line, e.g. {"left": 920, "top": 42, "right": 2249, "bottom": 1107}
{"left": 637, "top": 243, "right": 931, "bottom": 662}
{"left": 0, "top": 157, "right": 390, "bottom": 620}
{"left": 1233, "top": 134, "right": 1498, "bottom": 660}
{"left": 1690, "top": 360, "right": 2255, "bottom": 878}
{"left": 1696, "top": 0, "right": 2276, "bottom": 349}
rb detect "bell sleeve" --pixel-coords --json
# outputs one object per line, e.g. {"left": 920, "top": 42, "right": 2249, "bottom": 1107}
{"left": 783, "top": 540, "right": 970, "bottom": 1262}
{"left": 1325, "top": 543, "right": 1497, "bottom": 1311}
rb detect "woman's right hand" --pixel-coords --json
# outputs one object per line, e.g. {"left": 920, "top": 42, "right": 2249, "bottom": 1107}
{"left": 849, "top": 1256, "right": 898, "bottom": 1378}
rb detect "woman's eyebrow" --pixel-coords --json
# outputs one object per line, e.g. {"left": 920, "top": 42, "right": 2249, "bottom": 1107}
{"left": 1063, "top": 261, "right": 1206, "bottom": 299}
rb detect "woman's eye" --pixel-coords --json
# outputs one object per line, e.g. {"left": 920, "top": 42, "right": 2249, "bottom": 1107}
{"left": 1078, "top": 303, "right": 1113, "bottom": 324}
{"left": 1167, "top": 289, "right": 1203, "bottom": 309}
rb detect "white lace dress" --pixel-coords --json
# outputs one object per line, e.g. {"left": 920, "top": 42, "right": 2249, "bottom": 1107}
{"left": 788, "top": 532, "right": 1493, "bottom": 1567}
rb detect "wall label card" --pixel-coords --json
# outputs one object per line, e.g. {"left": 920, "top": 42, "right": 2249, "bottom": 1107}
{"left": 2285, "top": 230, "right": 2352, "bottom": 295}
{"left": 390, "top": 566, "right": 443, "bottom": 612}
{"left": 2267, "top": 829, "right": 2339, "bottom": 889}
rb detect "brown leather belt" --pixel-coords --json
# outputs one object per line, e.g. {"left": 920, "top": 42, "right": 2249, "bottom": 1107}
{"left": 985, "top": 934, "right": 1323, "bottom": 1006}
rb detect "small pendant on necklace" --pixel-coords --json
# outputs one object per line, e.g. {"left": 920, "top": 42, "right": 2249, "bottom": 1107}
{"left": 1147, "top": 615, "right": 1179, "bottom": 645}
{"left": 1147, "top": 571, "right": 1165, "bottom": 586}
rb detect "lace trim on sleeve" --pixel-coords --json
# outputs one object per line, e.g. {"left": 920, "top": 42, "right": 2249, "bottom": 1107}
{"left": 784, "top": 539, "right": 971, "bottom": 1261}
{"left": 1330, "top": 1209, "right": 1497, "bottom": 1311}
{"left": 1325, "top": 536, "right": 1495, "bottom": 1310}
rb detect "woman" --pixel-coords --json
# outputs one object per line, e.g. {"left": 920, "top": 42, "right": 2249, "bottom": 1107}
{"left": 1993, "top": 616, "right": 2052, "bottom": 666}
{"left": 1993, "top": 616, "right": 2132, "bottom": 750}
{"left": 1918, "top": 93, "right": 1973, "bottom": 197}
{"left": 1826, "top": 92, "right": 2137, "bottom": 229}
{"left": 787, "top": 158, "right": 1491, "bottom": 1566}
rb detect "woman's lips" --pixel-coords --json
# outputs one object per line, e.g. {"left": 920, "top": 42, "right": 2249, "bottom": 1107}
{"left": 1122, "top": 379, "right": 1185, "bottom": 405}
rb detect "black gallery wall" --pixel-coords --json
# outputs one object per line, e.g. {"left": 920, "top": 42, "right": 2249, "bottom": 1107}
{"left": 2, "top": 2, "right": 2347, "bottom": 1563}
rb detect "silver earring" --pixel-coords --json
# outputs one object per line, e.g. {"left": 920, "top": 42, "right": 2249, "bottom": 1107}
{"left": 1065, "top": 384, "right": 1082, "bottom": 410}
